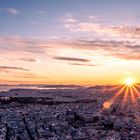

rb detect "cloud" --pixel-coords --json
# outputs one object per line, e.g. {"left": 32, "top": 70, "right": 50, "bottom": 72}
{"left": 69, "top": 62, "right": 95, "bottom": 67}
{"left": 0, "top": 66, "right": 29, "bottom": 72}
{"left": 8, "top": 73, "right": 48, "bottom": 79}
{"left": 53, "top": 56, "right": 97, "bottom": 67}
{"left": 53, "top": 56, "right": 90, "bottom": 62}
{"left": 62, "top": 13, "right": 78, "bottom": 24}
{"left": 109, "top": 44, "right": 140, "bottom": 60}
{"left": 37, "top": 10, "right": 47, "bottom": 14}
{"left": 0, "top": 57, "right": 38, "bottom": 63}
{"left": 1, "top": 35, "right": 140, "bottom": 62}
{"left": 62, "top": 14, "right": 140, "bottom": 39}
{"left": 53, "top": 39, "right": 140, "bottom": 61}
{"left": 0, "top": 8, "right": 19, "bottom": 15}
{"left": 0, "top": 35, "right": 48, "bottom": 54}
{"left": 19, "top": 58, "right": 37, "bottom": 62}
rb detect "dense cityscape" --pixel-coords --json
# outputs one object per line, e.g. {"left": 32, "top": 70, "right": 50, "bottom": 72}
{"left": 0, "top": 86, "right": 139, "bottom": 139}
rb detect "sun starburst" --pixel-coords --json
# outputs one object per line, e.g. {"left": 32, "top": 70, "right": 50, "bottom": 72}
{"left": 125, "top": 78, "right": 135, "bottom": 86}
{"left": 103, "top": 77, "right": 139, "bottom": 111}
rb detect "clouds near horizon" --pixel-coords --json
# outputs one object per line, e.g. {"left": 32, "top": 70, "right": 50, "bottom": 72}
{"left": 53, "top": 56, "right": 90, "bottom": 62}
{"left": 0, "top": 66, "right": 29, "bottom": 72}
{"left": 1, "top": 35, "right": 140, "bottom": 62}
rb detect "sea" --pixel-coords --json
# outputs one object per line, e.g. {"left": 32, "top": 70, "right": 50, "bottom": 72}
{"left": 0, "top": 85, "right": 40, "bottom": 92}
{"left": 0, "top": 85, "right": 79, "bottom": 92}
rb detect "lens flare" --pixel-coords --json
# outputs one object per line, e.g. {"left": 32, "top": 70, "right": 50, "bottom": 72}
{"left": 103, "top": 101, "right": 111, "bottom": 109}
{"left": 103, "top": 77, "right": 139, "bottom": 110}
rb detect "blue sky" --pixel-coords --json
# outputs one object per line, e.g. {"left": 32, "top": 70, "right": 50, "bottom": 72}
{"left": 0, "top": 0, "right": 140, "bottom": 38}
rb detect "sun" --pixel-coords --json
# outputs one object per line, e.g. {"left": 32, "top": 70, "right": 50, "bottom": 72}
{"left": 125, "top": 78, "right": 135, "bottom": 86}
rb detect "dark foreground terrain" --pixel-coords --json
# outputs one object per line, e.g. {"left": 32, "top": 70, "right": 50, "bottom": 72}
{"left": 0, "top": 86, "right": 140, "bottom": 140}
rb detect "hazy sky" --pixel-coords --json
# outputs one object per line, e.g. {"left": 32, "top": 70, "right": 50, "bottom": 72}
{"left": 0, "top": 0, "right": 140, "bottom": 85}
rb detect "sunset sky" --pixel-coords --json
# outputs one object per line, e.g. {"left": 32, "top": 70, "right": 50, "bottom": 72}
{"left": 0, "top": 0, "right": 140, "bottom": 85}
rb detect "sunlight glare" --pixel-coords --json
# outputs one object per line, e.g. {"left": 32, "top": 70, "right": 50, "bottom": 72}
{"left": 125, "top": 78, "right": 135, "bottom": 86}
